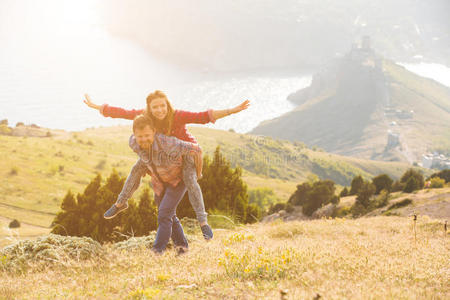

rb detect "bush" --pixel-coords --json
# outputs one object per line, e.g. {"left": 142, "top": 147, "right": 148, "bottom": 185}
{"left": 268, "top": 202, "right": 288, "bottom": 214}
{"left": 15, "top": 122, "right": 24, "bottom": 127}
{"left": 339, "top": 187, "right": 349, "bottom": 197}
{"left": 349, "top": 175, "right": 364, "bottom": 195}
{"left": 288, "top": 180, "right": 339, "bottom": 216}
{"left": 403, "top": 177, "right": 420, "bottom": 193}
{"left": 355, "top": 182, "right": 376, "bottom": 208}
{"left": 387, "top": 198, "right": 412, "bottom": 210}
{"left": 0, "top": 119, "right": 7, "bottom": 125}
{"left": 429, "top": 177, "right": 445, "bottom": 188}
{"left": 9, "top": 219, "right": 20, "bottom": 228}
{"left": 373, "top": 189, "right": 390, "bottom": 208}
{"left": 0, "top": 124, "right": 12, "bottom": 135}
{"left": 372, "top": 174, "right": 393, "bottom": 194}
{"left": 400, "top": 168, "right": 424, "bottom": 191}
{"left": 428, "top": 169, "right": 450, "bottom": 183}
{"left": 391, "top": 180, "right": 404, "bottom": 192}
{"left": 248, "top": 188, "right": 278, "bottom": 210}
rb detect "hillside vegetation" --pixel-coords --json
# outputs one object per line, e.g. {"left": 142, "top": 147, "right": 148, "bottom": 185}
{"left": 0, "top": 125, "right": 414, "bottom": 231}
{"left": 1, "top": 216, "right": 448, "bottom": 299}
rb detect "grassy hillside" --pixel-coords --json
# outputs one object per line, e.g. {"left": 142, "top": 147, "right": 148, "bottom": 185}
{"left": 252, "top": 57, "right": 450, "bottom": 162}
{"left": 0, "top": 125, "right": 416, "bottom": 235}
{"left": 1, "top": 216, "right": 448, "bottom": 299}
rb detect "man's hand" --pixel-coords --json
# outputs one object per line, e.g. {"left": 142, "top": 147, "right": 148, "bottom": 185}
{"left": 83, "top": 94, "right": 101, "bottom": 110}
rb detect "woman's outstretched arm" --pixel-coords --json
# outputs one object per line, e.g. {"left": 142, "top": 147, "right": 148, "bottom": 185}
{"left": 83, "top": 94, "right": 144, "bottom": 120}
{"left": 175, "top": 100, "right": 251, "bottom": 125}
{"left": 83, "top": 94, "right": 101, "bottom": 111}
{"left": 211, "top": 100, "right": 250, "bottom": 121}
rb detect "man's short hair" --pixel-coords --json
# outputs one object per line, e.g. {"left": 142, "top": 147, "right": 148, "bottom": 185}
{"left": 133, "top": 114, "right": 154, "bottom": 132}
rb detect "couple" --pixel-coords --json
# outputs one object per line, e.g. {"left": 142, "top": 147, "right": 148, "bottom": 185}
{"left": 84, "top": 90, "right": 249, "bottom": 253}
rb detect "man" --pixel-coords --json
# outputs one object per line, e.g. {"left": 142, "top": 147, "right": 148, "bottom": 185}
{"left": 104, "top": 114, "right": 202, "bottom": 254}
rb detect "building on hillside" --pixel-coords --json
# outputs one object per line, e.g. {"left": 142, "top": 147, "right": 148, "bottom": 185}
{"left": 422, "top": 153, "right": 450, "bottom": 169}
{"left": 387, "top": 130, "right": 400, "bottom": 149}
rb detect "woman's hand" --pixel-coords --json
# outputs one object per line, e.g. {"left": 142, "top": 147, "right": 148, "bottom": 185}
{"left": 231, "top": 100, "right": 250, "bottom": 114}
{"left": 83, "top": 94, "right": 101, "bottom": 111}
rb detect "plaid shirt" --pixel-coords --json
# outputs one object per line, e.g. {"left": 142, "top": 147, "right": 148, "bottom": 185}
{"left": 117, "top": 134, "right": 201, "bottom": 203}
{"left": 100, "top": 105, "right": 216, "bottom": 144}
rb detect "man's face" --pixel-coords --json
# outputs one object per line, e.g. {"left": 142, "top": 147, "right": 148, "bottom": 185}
{"left": 134, "top": 125, "right": 155, "bottom": 150}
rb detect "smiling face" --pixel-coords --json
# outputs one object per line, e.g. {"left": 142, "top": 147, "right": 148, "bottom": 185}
{"left": 134, "top": 125, "right": 155, "bottom": 150}
{"left": 148, "top": 97, "right": 168, "bottom": 120}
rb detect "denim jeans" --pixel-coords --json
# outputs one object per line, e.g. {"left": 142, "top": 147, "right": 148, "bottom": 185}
{"left": 182, "top": 155, "right": 207, "bottom": 224}
{"left": 153, "top": 181, "right": 188, "bottom": 253}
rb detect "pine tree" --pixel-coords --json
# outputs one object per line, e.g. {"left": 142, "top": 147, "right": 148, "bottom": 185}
{"left": 349, "top": 175, "right": 364, "bottom": 195}
{"left": 135, "top": 187, "right": 157, "bottom": 235}
{"left": 177, "top": 146, "right": 253, "bottom": 223}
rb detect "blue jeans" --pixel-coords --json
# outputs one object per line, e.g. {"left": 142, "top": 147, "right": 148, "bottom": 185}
{"left": 153, "top": 181, "right": 188, "bottom": 253}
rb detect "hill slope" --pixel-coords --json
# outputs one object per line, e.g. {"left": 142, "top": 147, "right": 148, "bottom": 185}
{"left": 252, "top": 53, "right": 450, "bottom": 163}
{"left": 0, "top": 125, "right": 416, "bottom": 231}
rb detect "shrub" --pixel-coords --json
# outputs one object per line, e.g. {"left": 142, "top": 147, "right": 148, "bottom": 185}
{"left": 372, "top": 174, "right": 393, "bottom": 194}
{"left": 15, "top": 122, "right": 24, "bottom": 127}
{"left": 349, "top": 175, "right": 364, "bottom": 195}
{"left": 403, "top": 176, "right": 420, "bottom": 193}
{"left": 0, "top": 119, "right": 7, "bottom": 125}
{"left": 391, "top": 180, "right": 404, "bottom": 192}
{"left": 268, "top": 202, "right": 288, "bottom": 214}
{"left": 0, "top": 124, "right": 12, "bottom": 135}
{"left": 248, "top": 188, "right": 278, "bottom": 210}
{"left": 428, "top": 169, "right": 450, "bottom": 183}
{"left": 373, "top": 189, "right": 390, "bottom": 208}
{"left": 387, "top": 198, "right": 412, "bottom": 210}
{"left": 339, "top": 187, "right": 349, "bottom": 197}
{"left": 9, "top": 219, "right": 20, "bottom": 228}
{"left": 429, "top": 177, "right": 445, "bottom": 188}
{"left": 400, "top": 168, "right": 424, "bottom": 191}
{"left": 355, "top": 182, "right": 376, "bottom": 208}
{"left": 288, "top": 180, "right": 338, "bottom": 216}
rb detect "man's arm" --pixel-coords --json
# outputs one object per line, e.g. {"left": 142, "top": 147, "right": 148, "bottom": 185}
{"left": 116, "top": 159, "right": 148, "bottom": 206}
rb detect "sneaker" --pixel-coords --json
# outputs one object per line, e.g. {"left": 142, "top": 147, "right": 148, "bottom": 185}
{"left": 103, "top": 203, "right": 128, "bottom": 219}
{"left": 176, "top": 247, "right": 189, "bottom": 256}
{"left": 201, "top": 224, "right": 213, "bottom": 240}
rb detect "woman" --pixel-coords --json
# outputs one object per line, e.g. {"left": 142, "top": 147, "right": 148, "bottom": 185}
{"left": 84, "top": 91, "right": 250, "bottom": 240}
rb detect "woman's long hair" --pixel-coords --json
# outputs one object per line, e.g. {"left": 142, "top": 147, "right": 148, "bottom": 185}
{"left": 145, "top": 90, "right": 175, "bottom": 135}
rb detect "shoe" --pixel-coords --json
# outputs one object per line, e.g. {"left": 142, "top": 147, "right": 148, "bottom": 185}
{"left": 176, "top": 247, "right": 188, "bottom": 256}
{"left": 104, "top": 203, "right": 128, "bottom": 219}
{"left": 201, "top": 224, "right": 213, "bottom": 240}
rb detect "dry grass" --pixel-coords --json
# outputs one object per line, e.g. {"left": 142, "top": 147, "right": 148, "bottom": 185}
{"left": 1, "top": 216, "right": 448, "bottom": 299}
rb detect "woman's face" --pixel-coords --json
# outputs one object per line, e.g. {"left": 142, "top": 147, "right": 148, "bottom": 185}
{"left": 149, "top": 97, "right": 168, "bottom": 120}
